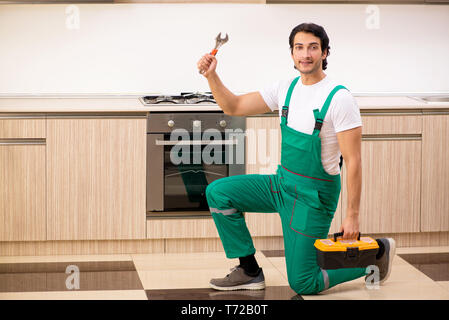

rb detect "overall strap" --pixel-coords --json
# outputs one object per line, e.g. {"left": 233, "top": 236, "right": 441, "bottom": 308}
{"left": 281, "top": 76, "right": 300, "bottom": 125}
{"left": 312, "top": 85, "right": 347, "bottom": 136}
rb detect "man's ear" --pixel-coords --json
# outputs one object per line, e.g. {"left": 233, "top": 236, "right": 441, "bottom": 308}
{"left": 322, "top": 48, "right": 328, "bottom": 59}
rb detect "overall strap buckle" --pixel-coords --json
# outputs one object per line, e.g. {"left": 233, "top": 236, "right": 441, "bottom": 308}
{"left": 282, "top": 76, "right": 300, "bottom": 125}
{"left": 312, "top": 85, "right": 348, "bottom": 136}
{"left": 312, "top": 109, "right": 323, "bottom": 136}
{"left": 314, "top": 119, "right": 323, "bottom": 131}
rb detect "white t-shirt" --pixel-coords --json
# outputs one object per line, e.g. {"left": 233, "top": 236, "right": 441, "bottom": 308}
{"left": 259, "top": 75, "right": 362, "bottom": 175}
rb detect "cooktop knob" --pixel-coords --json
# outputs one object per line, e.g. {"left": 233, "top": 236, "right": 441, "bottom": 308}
{"left": 219, "top": 120, "right": 227, "bottom": 128}
{"left": 167, "top": 120, "right": 175, "bottom": 128}
{"left": 193, "top": 120, "right": 201, "bottom": 128}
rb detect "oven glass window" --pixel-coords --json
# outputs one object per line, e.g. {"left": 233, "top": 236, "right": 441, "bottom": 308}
{"left": 163, "top": 133, "right": 229, "bottom": 211}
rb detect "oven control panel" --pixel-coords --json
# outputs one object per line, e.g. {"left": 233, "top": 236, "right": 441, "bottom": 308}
{"left": 147, "top": 112, "right": 246, "bottom": 133}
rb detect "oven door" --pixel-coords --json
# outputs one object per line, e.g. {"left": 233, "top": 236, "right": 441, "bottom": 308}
{"left": 147, "top": 131, "right": 245, "bottom": 217}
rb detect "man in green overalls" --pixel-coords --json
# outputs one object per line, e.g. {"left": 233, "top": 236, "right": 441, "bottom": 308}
{"left": 197, "top": 23, "right": 395, "bottom": 295}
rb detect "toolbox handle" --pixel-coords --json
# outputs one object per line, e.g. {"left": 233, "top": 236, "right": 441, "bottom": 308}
{"left": 333, "top": 232, "right": 361, "bottom": 242}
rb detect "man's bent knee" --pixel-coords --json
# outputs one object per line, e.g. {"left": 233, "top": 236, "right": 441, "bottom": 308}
{"left": 289, "top": 274, "right": 321, "bottom": 295}
{"left": 205, "top": 177, "right": 229, "bottom": 200}
{"left": 205, "top": 178, "right": 235, "bottom": 215}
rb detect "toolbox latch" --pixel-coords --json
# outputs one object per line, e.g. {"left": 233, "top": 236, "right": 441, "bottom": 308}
{"left": 346, "top": 247, "right": 359, "bottom": 259}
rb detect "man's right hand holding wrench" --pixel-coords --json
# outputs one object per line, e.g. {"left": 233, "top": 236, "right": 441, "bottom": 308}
{"left": 197, "top": 32, "right": 244, "bottom": 116}
{"left": 198, "top": 32, "right": 228, "bottom": 78}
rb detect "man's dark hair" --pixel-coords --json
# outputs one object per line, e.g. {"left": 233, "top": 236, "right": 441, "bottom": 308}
{"left": 289, "top": 23, "right": 330, "bottom": 70}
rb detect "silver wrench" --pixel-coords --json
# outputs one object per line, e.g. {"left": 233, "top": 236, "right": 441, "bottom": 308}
{"left": 199, "top": 32, "right": 229, "bottom": 74}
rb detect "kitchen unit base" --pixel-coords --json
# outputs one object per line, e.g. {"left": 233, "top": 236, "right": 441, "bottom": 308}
{"left": 1, "top": 232, "right": 449, "bottom": 256}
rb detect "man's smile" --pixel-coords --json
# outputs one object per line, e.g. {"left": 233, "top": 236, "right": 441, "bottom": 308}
{"left": 300, "top": 61, "right": 313, "bottom": 67}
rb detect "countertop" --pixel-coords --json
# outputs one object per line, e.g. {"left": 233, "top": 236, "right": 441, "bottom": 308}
{"left": 0, "top": 95, "right": 448, "bottom": 113}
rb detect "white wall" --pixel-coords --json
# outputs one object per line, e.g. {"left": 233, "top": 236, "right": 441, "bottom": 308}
{"left": 0, "top": 3, "right": 448, "bottom": 95}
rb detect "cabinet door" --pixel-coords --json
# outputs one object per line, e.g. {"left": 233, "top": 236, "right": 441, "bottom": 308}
{"left": 342, "top": 139, "right": 421, "bottom": 233}
{"left": 244, "top": 116, "right": 342, "bottom": 236}
{"left": 46, "top": 117, "right": 146, "bottom": 240}
{"left": 421, "top": 115, "right": 449, "bottom": 231}
{"left": 0, "top": 143, "right": 46, "bottom": 241}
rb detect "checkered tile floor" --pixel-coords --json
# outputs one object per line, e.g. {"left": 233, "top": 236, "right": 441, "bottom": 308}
{"left": 1, "top": 247, "right": 449, "bottom": 300}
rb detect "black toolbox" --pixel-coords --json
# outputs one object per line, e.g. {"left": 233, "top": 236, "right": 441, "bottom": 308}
{"left": 314, "top": 232, "right": 379, "bottom": 269}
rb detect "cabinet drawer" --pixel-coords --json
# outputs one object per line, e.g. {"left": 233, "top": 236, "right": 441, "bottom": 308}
{"left": 0, "top": 118, "right": 46, "bottom": 139}
{"left": 361, "top": 115, "right": 421, "bottom": 135}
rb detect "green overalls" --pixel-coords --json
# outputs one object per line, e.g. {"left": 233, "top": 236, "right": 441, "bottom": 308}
{"left": 206, "top": 76, "right": 366, "bottom": 295}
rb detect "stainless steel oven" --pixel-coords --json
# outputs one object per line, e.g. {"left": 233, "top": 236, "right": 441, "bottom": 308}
{"left": 146, "top": 111, "right": 246, "bottom": 218}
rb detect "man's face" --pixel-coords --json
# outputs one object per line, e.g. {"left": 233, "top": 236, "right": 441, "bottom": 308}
{"left": 291, "top": 32, "right": 327, "bottom": 75}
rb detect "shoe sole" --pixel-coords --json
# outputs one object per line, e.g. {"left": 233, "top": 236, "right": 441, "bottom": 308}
{"left": 209, "top": 281, "right": 266, "bottom": 291}
{"left": 380, "top": 238, "right": 396, "bottom": 285}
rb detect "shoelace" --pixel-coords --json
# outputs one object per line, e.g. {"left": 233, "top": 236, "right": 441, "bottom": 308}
{"left": 225, "top": 265, "right": 240, "bottom": 277}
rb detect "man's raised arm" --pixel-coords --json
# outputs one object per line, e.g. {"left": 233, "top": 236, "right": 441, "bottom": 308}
{"left": 197, "top": 53, "right": 272, "bottom": 116}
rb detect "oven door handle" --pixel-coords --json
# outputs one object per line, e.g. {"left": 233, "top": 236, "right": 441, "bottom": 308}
{"left": 155, "top": 139, "right": 238, "bottom": 146}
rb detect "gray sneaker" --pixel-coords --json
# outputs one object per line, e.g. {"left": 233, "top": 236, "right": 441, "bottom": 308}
{"left": 209, "top": 266, "right": 266, "bottom": 291}
{"left": 366, "top": 238, "right": 396, "bottom": 285}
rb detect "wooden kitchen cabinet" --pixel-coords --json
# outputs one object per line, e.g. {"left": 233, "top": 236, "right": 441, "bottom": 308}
{"left": 341, "top": 114, "right": 422, "bottom": 234}
{"left": 421, "top": 115, "right": 449, "bottom": 232}
{"left": 244, "top": 116, "right": 342, "bottom": 236}
{"left": 46, "top": 115, "right": 147, "bottom": 240}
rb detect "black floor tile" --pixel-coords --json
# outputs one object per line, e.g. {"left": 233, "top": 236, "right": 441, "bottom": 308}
{"left": 0, "top": 261, "right": 136, "bottom": 273}
{"left": 0, "top": 261, "right": 143, "bottom": 292}
{"left": 398, "top": 253, "right": 449, "bottom": 281}
{"left": 261, "top": 250, "right": 285, "bottom": 258}
{"left": 146, "top": 286, "right": 300, "bottom": 300}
